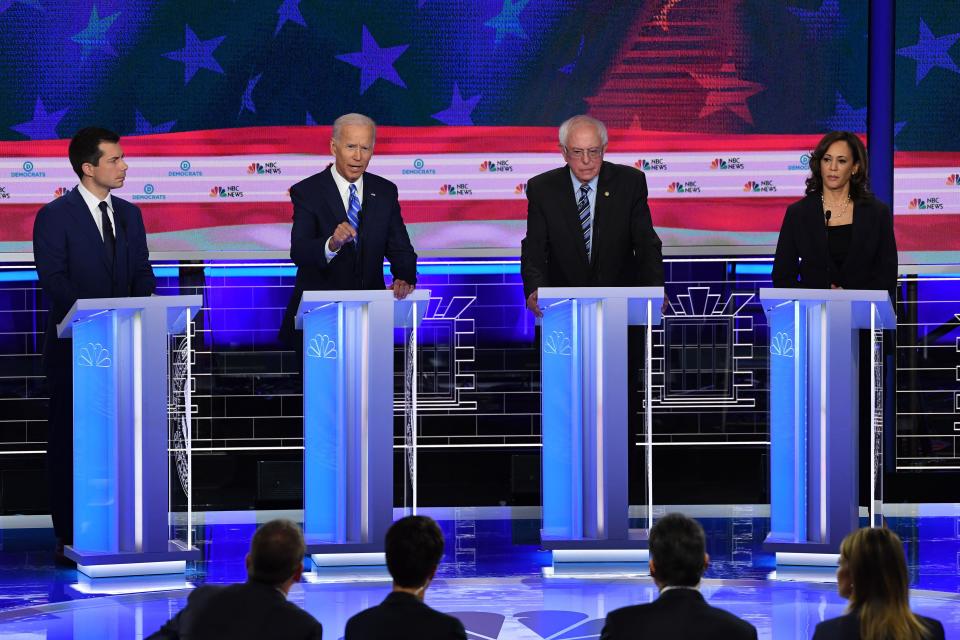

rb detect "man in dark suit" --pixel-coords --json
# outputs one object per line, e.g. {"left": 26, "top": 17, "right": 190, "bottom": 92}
{"left": 521, "top": 114, "right": 663, "bottom": 317}
{"left": 345, "top": 515, "right": 466, "bottom": 640}
{"left": 279, "top": 113, "right": 417, "bottom": 346}
{"left": 149, "top": 519, "right": 323, "bottom": 639}
{"left": 32, "top": 127, "right": 156, "bottom": 558}
{"left": 601, "top": 513, "right": 756, "bottom": 640}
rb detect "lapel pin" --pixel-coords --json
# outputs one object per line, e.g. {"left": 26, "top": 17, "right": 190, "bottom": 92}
{"left": 604, "top": 191, "right": 610, "bottom": 197}
{"left": 370, "top": 192, "right": 376, "bottom": 196}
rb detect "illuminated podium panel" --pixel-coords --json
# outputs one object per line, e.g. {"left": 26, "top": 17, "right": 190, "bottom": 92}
{"left": 760, "top": 288, "right": 894, "bottom": 568}
{"left": 57, "top": 295, "right": 202, "bottom": 578}
{"left": 537, "top": 286, "right": 663, "bottom": 570}
{"left": 296, "top": 289, "right": 429, "bottom": 566}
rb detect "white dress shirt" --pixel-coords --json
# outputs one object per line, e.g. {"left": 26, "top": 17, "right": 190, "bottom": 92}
{"left": 325, "top": 167, "right": 363, "bottom": 261}
{"left": 76, "top": 182, "right": 116, "bottom": 241}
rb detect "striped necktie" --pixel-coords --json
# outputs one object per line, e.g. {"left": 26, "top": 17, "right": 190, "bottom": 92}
{"left": 347, "top": 183, "right": 361, "bottom": 247}
{"left": 577, "top": 183, "right": 591, "bottom": 258}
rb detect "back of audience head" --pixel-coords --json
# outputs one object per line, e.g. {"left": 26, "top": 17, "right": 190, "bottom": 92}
{"left": 247, "top": 519, "right": 306, "bottom": 590}
{"left": 386, "top": 515, "right": 445, "bottom": 596}
{"left": 838, "top": 527, "right": 932, "bottom": 640}
{"left": 649, "top": 513, "right": 708, "bottom": 588}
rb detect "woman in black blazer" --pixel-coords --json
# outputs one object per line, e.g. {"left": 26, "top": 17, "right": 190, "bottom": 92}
{"left": 772, "top": 131, "right": 898, "bottom": 302}
{"left": 812, "top": 527, "right": 943, "bottom": 640}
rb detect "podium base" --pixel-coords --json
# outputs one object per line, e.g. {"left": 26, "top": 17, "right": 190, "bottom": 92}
{"left": 65, "top": 542, "right": 200, "bottom": 578}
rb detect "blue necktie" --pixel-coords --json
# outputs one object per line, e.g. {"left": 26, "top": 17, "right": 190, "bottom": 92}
{"left": 577, "top": 183, "right": 591, "bottom": 258}
{"left": 347, "top": 183, "right": 361, "bottom": 247}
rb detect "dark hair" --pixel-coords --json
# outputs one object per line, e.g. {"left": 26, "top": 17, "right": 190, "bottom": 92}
{"left": 68, "top": 127, "right": 120, "bottom": 179}
{"left": 841, "top": 528, "right": 932, "bottom": 640}
{"left": 649, "top": 513, "right": 706, "bottom": 587}
{"left": 805, "top": 131, "right": 870, "bottom": 201}
{"left": 385, "top": 515, "right": 445, "bottom": 588}
{"left": 248, "top": 519, "right": 305, "bottom": 586}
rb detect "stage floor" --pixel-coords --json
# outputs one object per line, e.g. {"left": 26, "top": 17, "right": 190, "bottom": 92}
{"left": 0, "top": 506, "right": 958, "bottom": 639}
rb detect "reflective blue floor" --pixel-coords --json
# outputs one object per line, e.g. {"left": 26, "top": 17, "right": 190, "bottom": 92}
{"left": 0, "top": 510, "right": 958, "bottom": 639}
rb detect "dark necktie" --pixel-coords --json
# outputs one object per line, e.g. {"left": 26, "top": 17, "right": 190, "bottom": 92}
{"left": 578, "top": 183, "right": 592, "bottom": 258}
{"left": 98, "top": 201, "right": 115, "bottom": 264}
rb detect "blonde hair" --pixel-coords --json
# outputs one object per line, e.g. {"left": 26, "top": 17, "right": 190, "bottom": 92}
{"left": 841, "top": 528, "right": 931, "bottom": 640}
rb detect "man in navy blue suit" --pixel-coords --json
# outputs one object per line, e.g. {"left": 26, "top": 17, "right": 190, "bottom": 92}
{"left": 279, "top": 113, "right": 417, "bottom": 346}
{"left": 32, "top": 127, "right": 156, "bottom": 558}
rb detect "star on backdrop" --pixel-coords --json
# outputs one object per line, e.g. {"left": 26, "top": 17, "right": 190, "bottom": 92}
{"left": 690, "top": 63, "right": 764, "bottom": 125}
{"left": 335, "top": 26, "right": 409, "bottom": 94}
{"left": 305, "top": 111, "right": 317, "bottom": 126}
{"left": 72, "top": 6, "right": 120, "bottom": 61}
{"left": 819, "top": 91, "right": 866, "bottom": 131}
{"left": 163, "top": 25, "right": 226, "bottom": 84}
{"left": 431, "top": 83, "right": 482, "bottom": 126}
{"left": 485, "top": 0, "right": 530, "bottom": 45}
{"left": 896, "top": 18, "right": 960, "bottom": 85}
{"left": 274, "top": 0, "right": 306, "bottom": 37}
{"left": 10, "top": 98, "right": 68, "bottom": 140}
{"left": 132, "top": 110, "right": 176, "bottom": 135}
{"left": 788, "top": 0, "right": 844, "bottom": 41}
{"left": 240, "top": 73, "right": 262, "bottom": 116}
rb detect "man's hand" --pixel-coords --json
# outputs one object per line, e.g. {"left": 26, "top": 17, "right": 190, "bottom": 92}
{"left": 526, "top": 290, "right": 543, "bottom": 318}
{"left": 390, "top": 279, "right": 415, "bottom": 300}
{"left": 328, "top": 222, "right": 358, "bottom": 252}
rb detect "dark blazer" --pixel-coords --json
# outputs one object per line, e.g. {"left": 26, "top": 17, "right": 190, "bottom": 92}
{"left": 279, "top": 167, "right": 417, "bottom": 344}
{"left": 812, "top": 611, "right": 944, "bottom": 640}
{"left": 33, "top": 186, "right": 156, "bottom": 363}
{"left": 771, "top": 193, "right": 898, "bottom": 302}
{"left": 600, "top": 588, "right": 757, "bottom": 640}
{"left": 147, "top": 581, "right": 323, "bottom": 640}
{"left": 344, "top": 591, "right": 466, "bottom": 640}
{"left": 520, "top": 161, "right": 664, "bottom": 299}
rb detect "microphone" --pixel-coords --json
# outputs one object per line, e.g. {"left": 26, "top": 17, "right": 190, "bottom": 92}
{"left": 824, "top": 210, "right": 831, "bottom": 225}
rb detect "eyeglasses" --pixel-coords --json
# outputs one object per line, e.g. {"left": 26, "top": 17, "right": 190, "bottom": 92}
{"left": 565, "top": 147, "right": 603, "bottom": 160}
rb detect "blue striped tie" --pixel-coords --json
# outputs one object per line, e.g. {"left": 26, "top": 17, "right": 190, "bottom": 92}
{"left": 578, "top": 183, "right": 591, "bottom": 257}
{"left": 347, "top": 183, "right": 361, "bottom": 247}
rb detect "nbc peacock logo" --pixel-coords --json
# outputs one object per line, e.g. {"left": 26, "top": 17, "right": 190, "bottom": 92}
{"left": 711, "top": 158, "right": 727, "bottom": 170}
{"left": 515, "top": 182, "right": 527, "bottom": 194}
{"left": 479, "top": 161, "right": 491, "bottom": 172}
{"left": 744, "top": 181, "right": 759, "bottom": 192}
{"left": 635, "top": 158, "right": 667, "bottom": 171}
{"left": 210, "top": 186, "right": 224, "bottom": 198}
{"left": 53, "top": 187, "right": 70, "bottom": 198}
{"left": 667, "top": 180, "right": 701, "bottom": 193}
{"left": 908, "top": 197, "right": 944, "bottom": 210}
{"left": 711, "top": 157, "right": 744, "bottom": 170}
{"left": 946, "top": 174, "right": 960, "bottom": 186}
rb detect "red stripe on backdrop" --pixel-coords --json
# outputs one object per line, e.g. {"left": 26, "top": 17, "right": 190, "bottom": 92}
{"left": 0, "top": 126, "right": 829, "bottom": 157}
{"left": 894, "top": 151, "right": 960, "bottom": 168}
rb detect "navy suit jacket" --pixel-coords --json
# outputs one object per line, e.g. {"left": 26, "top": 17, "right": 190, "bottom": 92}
{"left": 344, "top": 591, "right": 466, "bottom": 640}
{"left": 280, "top": 166, "right": 417, "bottom": 344}
{"left": 600, "top": 588, "right": 757, "bottom": 640}
{"left": 520, "top": 161, "right": 664, "bottom": 299}
{"left": 771, "top": 193, "right": 898, "bottom": 302}
{"left": 147, "top": 581, "right": 323, "bottom": 640}
{"left": 32, "top": 186, "right": 156, "bottom": 366}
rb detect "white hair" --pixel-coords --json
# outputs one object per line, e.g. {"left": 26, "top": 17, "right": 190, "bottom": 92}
{"left": 332, "top": 113, "right": 377, "bottom": 145}
{"left": 558, "top": 115, "right": 608, "bottom": 148}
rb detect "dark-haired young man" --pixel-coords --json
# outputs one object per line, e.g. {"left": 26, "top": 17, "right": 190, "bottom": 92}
{"left": 148, "top": 519, "right": 323, "bottom": 639}
{"left": 32, "top": 127, "right": 156, "bottom": 559}
{"left": 345, "top": 515, "right": 466, "bottom": 639}
{"left": 600, "top": 513, "right": 757, "bottom": 640}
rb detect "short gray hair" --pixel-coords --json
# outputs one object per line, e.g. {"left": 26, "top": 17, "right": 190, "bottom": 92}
{"left": 558, "top": 115, "right": 608, "bottom": 148}
{"left": 332, "top": 113, "right": 377, "bottom": 145}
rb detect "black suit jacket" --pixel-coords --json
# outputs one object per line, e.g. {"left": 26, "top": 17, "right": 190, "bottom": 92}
{"left": 812, "top": 612, "right": 944, "bottom": 640}
{"left": 279, "top": 167, "right": 417, "bottom": 344}
{"left": 520, "top": 161, "right": 664, "bottom": 299}
{"left": 344, "top": 591, "right": 466, "bottom": 640}
{"left": 33, "top": 186, "right": 156, "bottom": 365}
{"left": 147, "top": 581, "right": 323, "bottom": 640}
{"left": 600, "top": 588, "right": 757, "bottom": 640}
{"left": 771, "top": 193, "right": 898, "bottom": 302}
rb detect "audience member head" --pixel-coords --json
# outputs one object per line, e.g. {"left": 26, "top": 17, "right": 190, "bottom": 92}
{"left": 804, "top": 130, "right": 870, "bottom": 200}
{"left": 385, "top": 515, "right": 445, "bottom": 598}
{"left": 648, "top": 513, "right": 708, "bottom": 589}
{"left": 838, "top": 527, "right": 931, "bottom": 640}
{"left": 246, "top": 519, "right": 305, "bottom": 593}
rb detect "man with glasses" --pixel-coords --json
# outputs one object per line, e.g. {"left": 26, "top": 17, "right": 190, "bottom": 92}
{"left": 521, "top": 114, "right": 663, "bottom": 316}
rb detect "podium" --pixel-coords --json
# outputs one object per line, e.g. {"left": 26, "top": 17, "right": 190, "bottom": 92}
{"left": 537, "top": 286, "right": 663, "bottom": 570}
{"left": 57, "top": 295, "right": 202, "bottom": 578}
{"left": 296, "top": 289, "right": 429, "bottom": 565}
{"left": 760, "top": 288, "right": 895, "bottom": 567}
